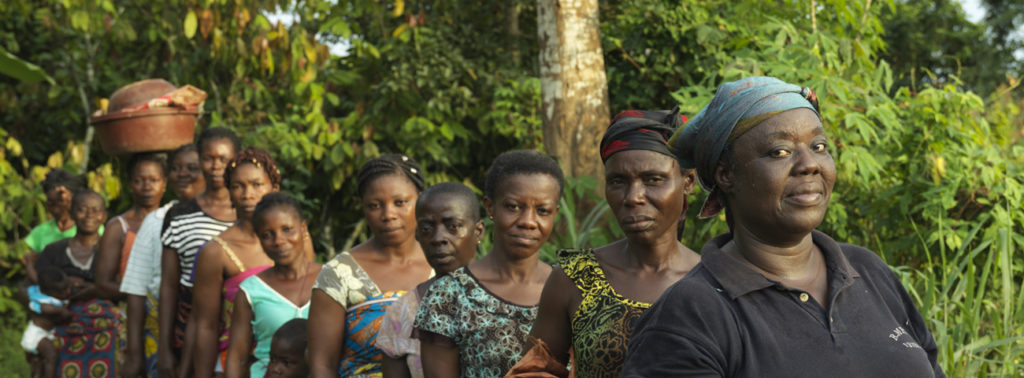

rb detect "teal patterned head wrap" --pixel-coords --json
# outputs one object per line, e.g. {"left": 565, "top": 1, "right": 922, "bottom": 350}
{"left": 669, "top": 76, "right": 820, "bottom": 218}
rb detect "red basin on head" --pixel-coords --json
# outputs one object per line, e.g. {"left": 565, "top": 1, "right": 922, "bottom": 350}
{"left": 91, "top": 107, "right": 198, "bottom": 155}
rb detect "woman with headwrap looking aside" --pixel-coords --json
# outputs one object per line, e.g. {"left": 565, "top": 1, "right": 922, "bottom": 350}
{"left": 507, "top": 110, "right": 701, "bottom": 378}
{"left": 621, "top": 77, "right": 943, "bottom": 377}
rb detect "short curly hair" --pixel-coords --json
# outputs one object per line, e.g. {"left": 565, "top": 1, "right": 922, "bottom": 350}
{"left": 418, "top": 182, "right": 481, "bottom": 222}
{"left": 483, "top": 150, "right": 565, "bottom": 200}
{"left": 70, "top": 188, "right": 105, "bottom": 209}
{"left": 196, "top": 127, "right": 241, "bottom": 154}
{"left": 170, "top": 143, "right": 198, "bottom": 161}
{"left": 126, "top": 152, "right": 168, "bottom": 179}
{"left": 42, "top": 169, "right": 85, "bottom": 194}
{"left": 252, "top": 192, "right": 304, "bottom": 231}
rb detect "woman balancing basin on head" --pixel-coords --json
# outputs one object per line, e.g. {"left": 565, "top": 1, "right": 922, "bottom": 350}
{"left": 621, "top": 77, "right": 944, "bottom": 377}
{"left": 509, "top": 109, "right": 701, "bottom": 378}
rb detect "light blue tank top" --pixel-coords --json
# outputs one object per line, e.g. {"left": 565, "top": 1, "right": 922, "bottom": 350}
{"left": 239, "top": 276, "right": 310, "bottom": 377}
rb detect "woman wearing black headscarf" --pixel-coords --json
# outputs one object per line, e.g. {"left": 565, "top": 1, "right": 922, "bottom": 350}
{"left": 509, "top": 109, "right": 701, "bottom": 378}
{"left": 622, "top": 77, "right": 943, "bottom": 377}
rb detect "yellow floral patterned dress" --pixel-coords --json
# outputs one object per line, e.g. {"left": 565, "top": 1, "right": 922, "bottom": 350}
{"left": 561, "top": 249, "right": 651, "bottom": 378}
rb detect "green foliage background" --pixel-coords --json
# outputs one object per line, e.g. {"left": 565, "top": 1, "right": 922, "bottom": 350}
{"left": 1, "top": 0, "right": 1022, "bottom": 375}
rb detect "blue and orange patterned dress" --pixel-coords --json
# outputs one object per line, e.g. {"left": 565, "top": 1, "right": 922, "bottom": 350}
{"left": 313, "top": 251, "right": 431, "bottom": 377}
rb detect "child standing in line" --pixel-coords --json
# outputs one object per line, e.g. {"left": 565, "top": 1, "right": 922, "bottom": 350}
{"left": 22, "top": 266, "right": 73, "bottom": 378}
{"left": 265, "top": 318, "right": 311, "bottom": 378}
{"left": 23, "top": 169, "right": 88, "bottom": 283}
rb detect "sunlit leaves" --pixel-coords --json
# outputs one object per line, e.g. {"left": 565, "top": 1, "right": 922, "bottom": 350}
{"left": 184, "top": 10, "right": 197, "bottom": 38}
{"left": 392, "top": 0, "right": 404, "bottom": 17}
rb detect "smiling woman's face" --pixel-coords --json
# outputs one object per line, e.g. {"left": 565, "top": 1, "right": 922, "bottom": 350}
{"left": 70, "top": 194, "right": 106, "bottom": 235}
{"left": 170, "top": 150, "right": 204, "bottom": 200}
{"left": 717, "top": 108, "right": 836, "bottom": 241}
{"left": 256, "top": 207, "right": 306, "bottom": 266}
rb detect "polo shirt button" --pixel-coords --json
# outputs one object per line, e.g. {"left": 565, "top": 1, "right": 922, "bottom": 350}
{"left": 799, "top": 293, "right": 810, "bottom": 302}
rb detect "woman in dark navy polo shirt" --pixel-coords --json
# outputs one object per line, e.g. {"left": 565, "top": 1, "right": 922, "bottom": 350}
{"left": 622, "top": 77, "right": 944, "bottom": 377}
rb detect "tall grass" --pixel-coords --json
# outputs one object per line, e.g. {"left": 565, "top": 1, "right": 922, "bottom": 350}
{"left": 893, "top": 208, "right": 1023, "bottom": 376}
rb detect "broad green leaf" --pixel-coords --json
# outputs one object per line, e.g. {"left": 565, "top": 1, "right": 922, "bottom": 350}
{"left": 0, "top": 47, "right": 52, "bottom": 84}
{"left": 184, "top": 10, "right": 198, "bottom": 39}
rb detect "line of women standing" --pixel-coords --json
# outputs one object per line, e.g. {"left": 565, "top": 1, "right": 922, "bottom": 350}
{"left": 100, "top": 127, "right": 317, "bottom": 378}
{"left": 405, "top": 76, "right": 939, "bottom": 377}
{"left": 28, "top": 75, "right": 943, "bottom": 378}
{"left": 119, "top": 144, "right": 206, "bottom": 377}
{"left": 211, "top": 76, "right": 941, "bottom": 377}
{"left": 191, "top": 147, "right": 282, "bottom": 377}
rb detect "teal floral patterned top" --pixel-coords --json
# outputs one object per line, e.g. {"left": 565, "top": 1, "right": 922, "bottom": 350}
{"left": 413, "top": 267, "right": 537, "bottom": 378}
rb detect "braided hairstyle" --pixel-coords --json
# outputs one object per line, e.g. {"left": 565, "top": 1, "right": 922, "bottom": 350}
{"left": 224, "top": 147, "right": 281, "bottom": 188}
{"left": 484, "top": 150, "right": 565, "bottom": 200}
{"left": 42, "top": 169, "right": 85, "bottom": 194}
{"left": 253, "top": 192, "right": 304, "bottom": 231}
{"left": 127, "top": 152, "right": 168, "bottom": 179}
{"left": 356, "top": 154, "right": 426, "bottom": 197}
{"left": 196, "top": 126, "right": 241, "bottom": 153}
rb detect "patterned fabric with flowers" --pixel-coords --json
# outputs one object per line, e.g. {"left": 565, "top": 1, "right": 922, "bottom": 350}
{"left": 413, "top": 267, "right": 538, "bottom": 378}
{"left": 314, "top": 251, "right": 402, "bottom": 377}
{"left": 314, "top": 251, "right": 380, "bottom": 308}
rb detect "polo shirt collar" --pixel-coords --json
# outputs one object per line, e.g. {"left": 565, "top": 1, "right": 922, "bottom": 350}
{"left": 701, "top": 230, "right": 861, "bottom": 300}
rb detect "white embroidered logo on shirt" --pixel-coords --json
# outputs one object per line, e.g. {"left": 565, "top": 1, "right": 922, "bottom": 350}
{"left": 888, "top": 326, "right": 922, "bottom": 349}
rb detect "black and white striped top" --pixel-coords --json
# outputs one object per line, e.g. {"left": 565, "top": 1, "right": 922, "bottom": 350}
{"left": 161, "top": 199, "right": 233, "bottom": 287}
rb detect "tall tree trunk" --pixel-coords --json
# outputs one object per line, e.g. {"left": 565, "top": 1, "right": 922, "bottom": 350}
{"left": 537, "top": 0, "right": 610, "bottom": 183}
{"left": 506, "top": 0, "right": 521, "bottom": 66}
